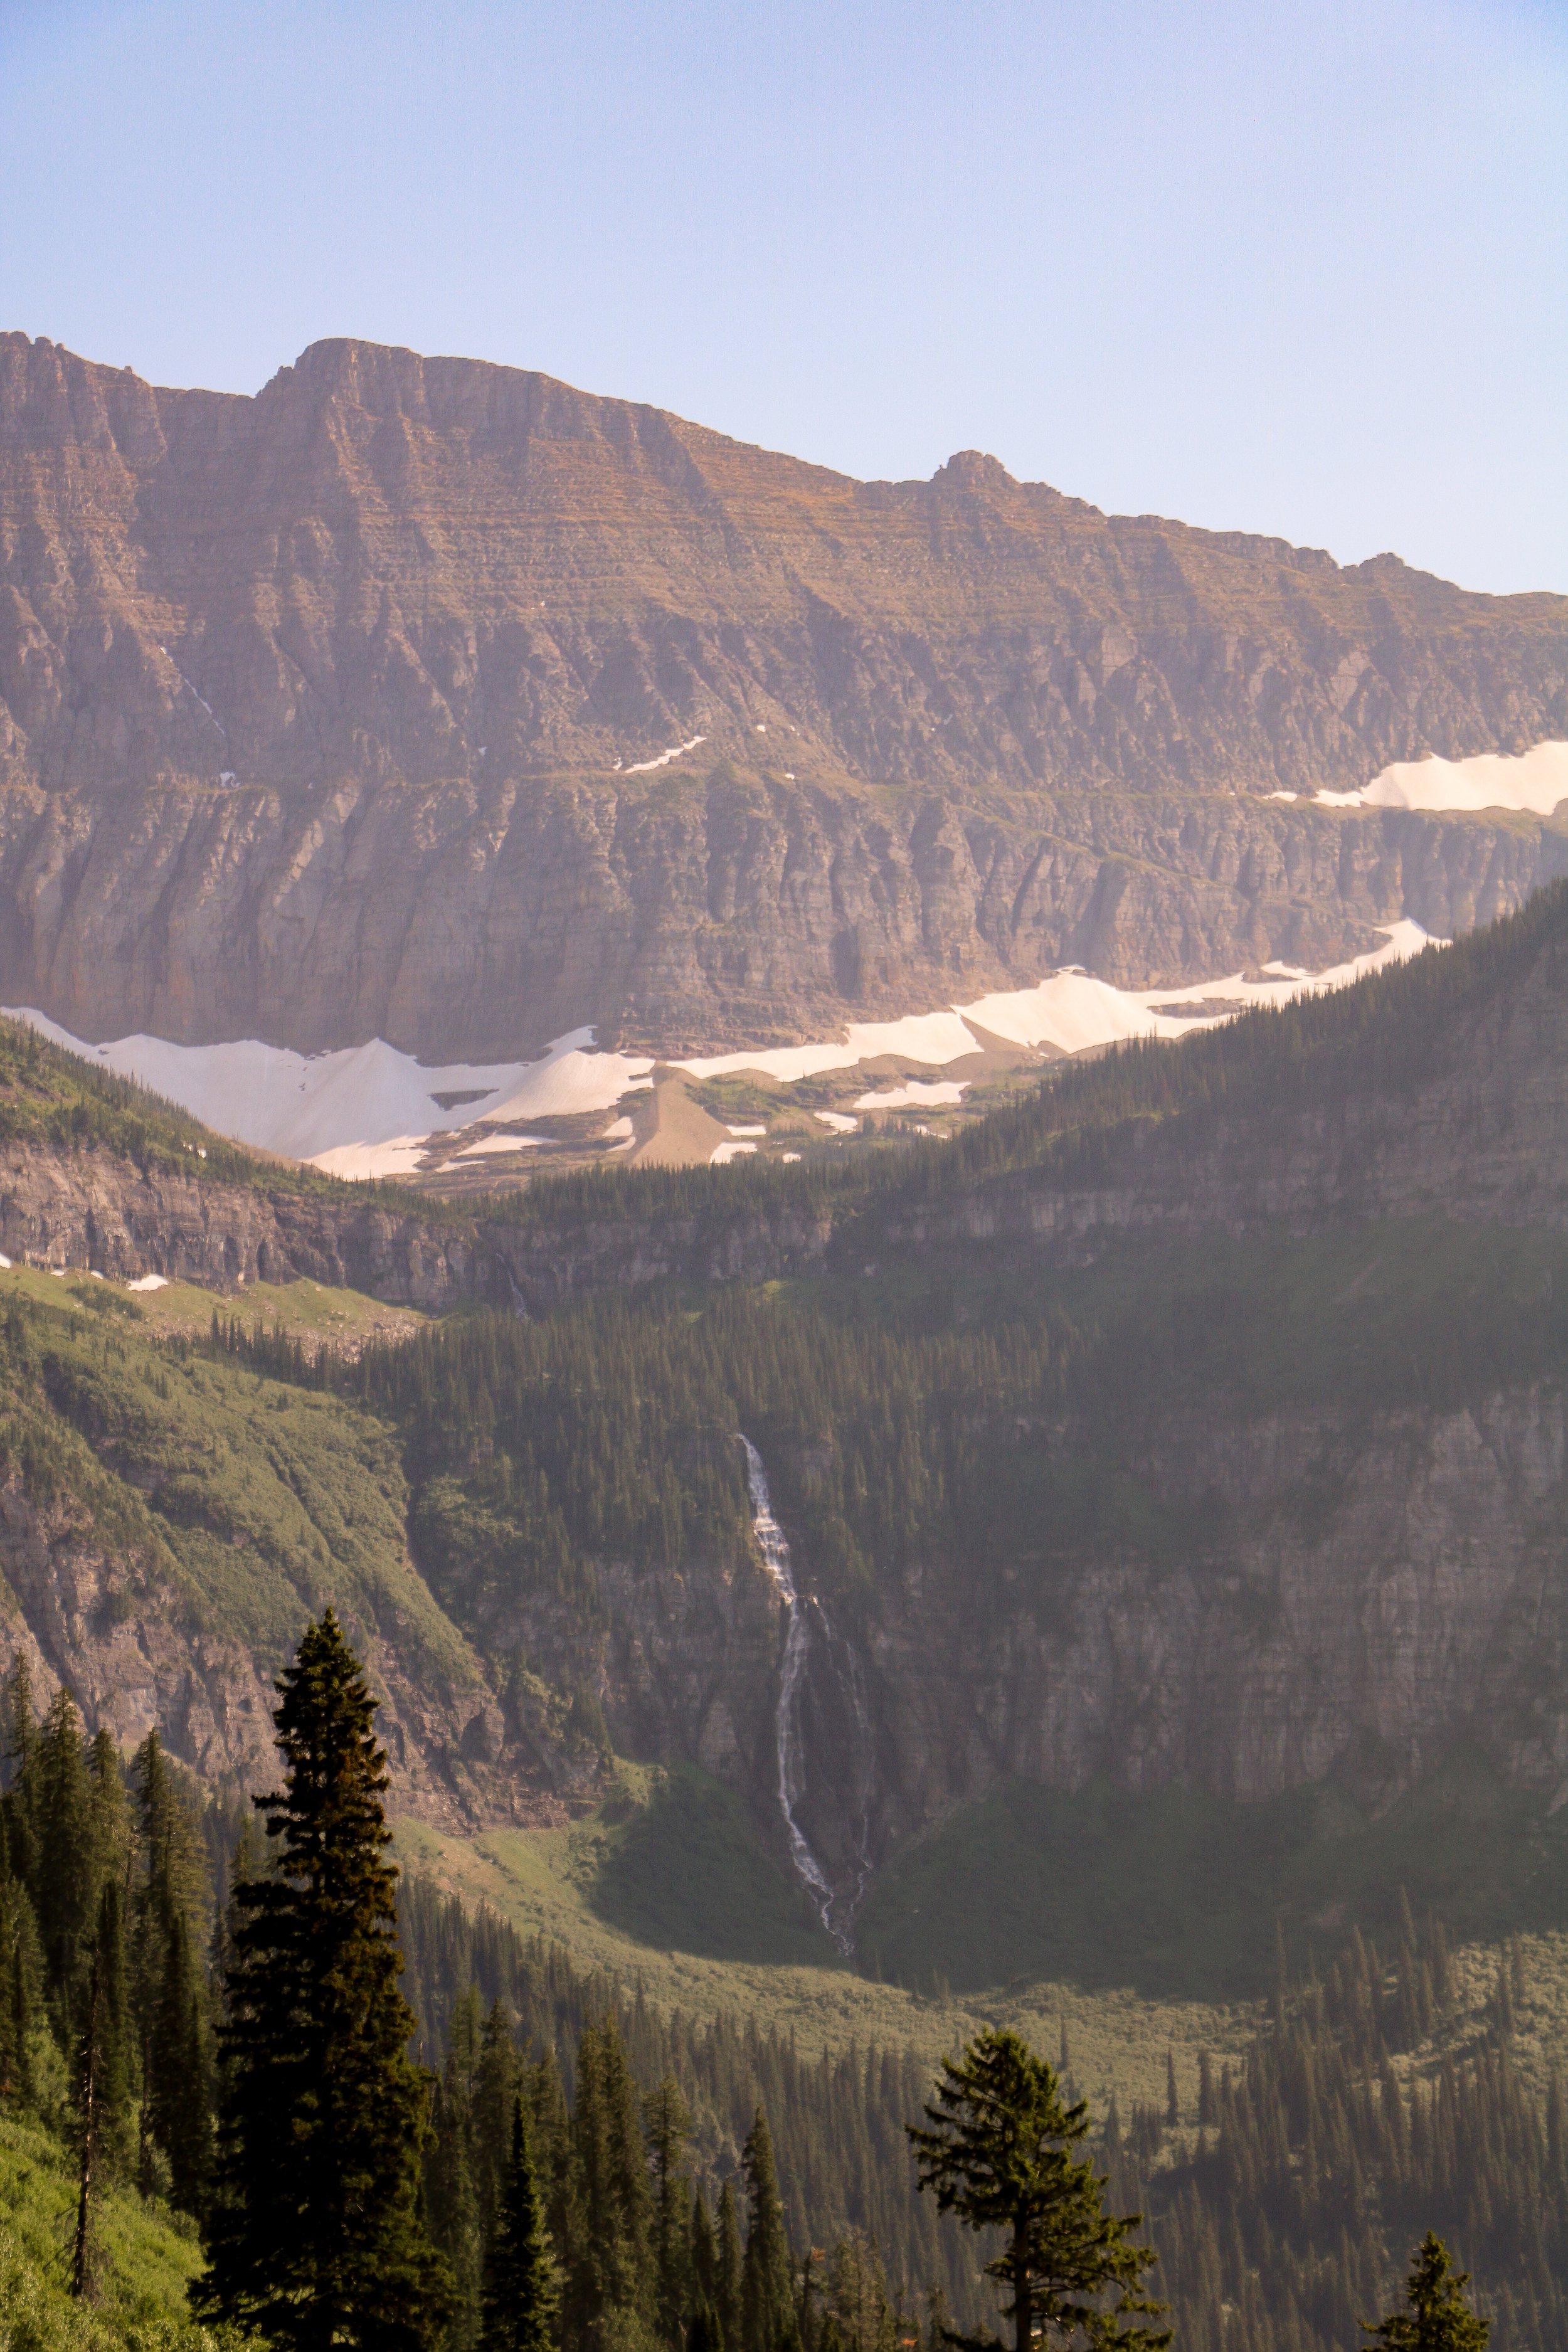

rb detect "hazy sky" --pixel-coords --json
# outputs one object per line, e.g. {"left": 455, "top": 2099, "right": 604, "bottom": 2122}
{"left": 2, "top": 0, "right": 1563, "bottom": 593}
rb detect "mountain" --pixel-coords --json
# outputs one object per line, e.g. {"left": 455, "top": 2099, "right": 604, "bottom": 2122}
{"left": 4, "top": 883, "right": 1568, "bottom": 2005}
{"left": 1, "top": 331, "right": 1565, "bottom": 1058}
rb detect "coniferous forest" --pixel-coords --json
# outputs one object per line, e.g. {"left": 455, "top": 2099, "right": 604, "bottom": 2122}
{"left": 0, "top": 1613, "right": 1549, "bottom": 2349}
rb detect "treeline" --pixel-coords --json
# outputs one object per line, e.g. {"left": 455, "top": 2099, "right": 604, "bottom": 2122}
{"left": 4, "top": 1640, "right": 1566, "bottom": 2345}
{"left": 423, "top": 2000, "right": 942, "bottom": 2352}
{"left": 0, "top": 1650, "right": 974, "bottom": 2336}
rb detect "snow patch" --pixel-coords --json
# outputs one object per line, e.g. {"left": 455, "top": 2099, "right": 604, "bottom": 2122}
{"left": 309, "top": 1136, "right": 435, "bottom": 1180}
{"left": 710, "top": 1139, "right": 758, "bottom": 1163}
{"left": 1316, "top": 741, "right": 1568, "bottom": 815}
{"left": 814, "top": 1111, "right": 859, "bottom": 1133}
{"left": 453, "top": 1132, "right": 546, "bottom": 1159}
{"left": 681, "top": 1008, "right": 978, "bottom": 1084}
{"left": 853, "top": 1080, "right": 967, "bottom": 1111}
{"left": 0, "top": 1013, "right": 653, "bottom": 1168}
{"left": 624, "top": 734, "right": 707, "bottom": 775}
{"left": 127, "top": 1273, "right": 169, "bottom": 1292}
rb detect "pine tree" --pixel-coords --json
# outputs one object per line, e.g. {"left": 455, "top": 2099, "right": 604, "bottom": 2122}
{"left": 32, "top": 1687, "right": 95, "bottom": 2038}
{"left": 717, "top": 2179, "right": 746, "bottom": 2352}
{"left": 427, "top": 2050, "right": 484, "bottom": 2343}
{"left": 480, "top": 2095, "right": 558, "bottom": 2352}
{"left": 645, "top": 2075, "right": 693, "bottom": 2347}
{"left": 150, "top": 1909, "right": 212, "bottom": 2216}
{"left": 3, "top": 1654, "right": 39, "bottom": 1888}
{"left": 474, "top": 1997, "right": 523, "bottom": 2256}
{"left": 908, "top": 2028, "right": 1168, "bottom": 2352}
{"left": 742, "top": 2108, "right": 801, "bottom": 2352}
{"left": 196, "top": 1609, "right": 453, "bottom": 2349}
{"left": 70, "top": 1937, "right": 109, "bottom": 2301}
{"left": 1364, "top": 2233, "right": 1490, "bottom": 2350}
{"left": 563, "top": 2013, "right": 656, "bottom": 2352}
{"left": 828, "top": 2229, "right": 894, "bottom": 2352}
{"left": 0, "top": 1835, "right": 40, "bottom": 2104}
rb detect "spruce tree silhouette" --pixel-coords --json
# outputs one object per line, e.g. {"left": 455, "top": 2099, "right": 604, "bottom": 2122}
{"left": 196, "top": 1611, "right": 452, "bottom": 2349}
{"left": 908, "top": 2028, "right": 1168, "bottom": 2351}
{"left": 1365, "top": 2233, "right": 1490, "bottom": 2350}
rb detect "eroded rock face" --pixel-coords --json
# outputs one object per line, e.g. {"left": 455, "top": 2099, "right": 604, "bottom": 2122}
{"left": 1, "top": 332, "right": 1565, "bottom": 1054}
{"left": 347, "top": 1389, "right": 1568, "bottom": 1877}
{"left": 0, "top": 1138, "right": 482, "bottom": 1305}
{"left": 861, "top": 1394, "right": 1568, "bottom": 1853}
{"left": 0, "top": 1476, "right": 583, "bottom": 1830}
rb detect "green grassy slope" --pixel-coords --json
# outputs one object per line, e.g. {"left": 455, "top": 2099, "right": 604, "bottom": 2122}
{"left": 0, "top": 2109, "right": 221, "bottom": 2350}
{"left": 0, "top": 1276, "right": 481, "bottom": 1696}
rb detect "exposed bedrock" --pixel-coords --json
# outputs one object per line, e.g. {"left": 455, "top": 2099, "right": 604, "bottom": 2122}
{"left": 0, "top": 777, "right": 1564, "bottom": 1059}
{"left": 0, "top": 1139, "right": 483, "bottom": 1306}
{"left": 3, "top": 330, "right": 1566, "bottom": 1056}
{"left": 0, "top": 1476, "right": 565, "bottom": 1831}
{"left": 432, "top": 1390, "right": 1568, "bottom": 1869}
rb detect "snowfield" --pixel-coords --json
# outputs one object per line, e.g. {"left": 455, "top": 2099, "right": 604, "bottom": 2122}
{"left": 1264, "top": 740, "right": 1568, "bottom": 815}
{"left": 0, "top": 1016, "right": 653, "bottom": 1178}
{"left": 3, "top": 921, "right": 1440, "bottom": 1174}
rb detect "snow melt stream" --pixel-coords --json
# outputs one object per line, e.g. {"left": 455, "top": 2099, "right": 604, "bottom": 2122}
{"left": 739, "top": 1435, "right": 847, "bottom": 1949}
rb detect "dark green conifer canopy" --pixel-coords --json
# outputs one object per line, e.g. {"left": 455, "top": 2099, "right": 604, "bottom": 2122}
{"left": 196, "top": 1609, "right": 452, "bottom": 2349}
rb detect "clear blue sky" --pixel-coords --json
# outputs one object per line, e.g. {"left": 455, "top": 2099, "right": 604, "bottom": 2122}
{"left": 3, "top": 0, "right": 1563, "bottom": 593}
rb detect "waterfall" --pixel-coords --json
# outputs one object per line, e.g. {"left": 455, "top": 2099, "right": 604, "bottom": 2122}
{"left": 738, "top": 1436, "right": 843, "bottom": 1946}
{"left": 739, "top": 1435, "right": 874, "bottom": 1954}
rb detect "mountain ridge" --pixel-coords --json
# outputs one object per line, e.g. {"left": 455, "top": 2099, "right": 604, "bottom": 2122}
{"left": 3, "top": 331, "right": 1566, "bottom": 1056}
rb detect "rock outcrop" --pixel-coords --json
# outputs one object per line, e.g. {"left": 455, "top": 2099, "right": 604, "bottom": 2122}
{"left": 1, "top": 332, "right": 1565, "bottom": 1056}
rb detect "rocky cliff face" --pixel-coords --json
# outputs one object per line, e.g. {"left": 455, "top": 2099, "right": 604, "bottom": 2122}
{"left": 0, "top": 1133, "right": 484, "bottom": 1305}
{"left": 406, "top": 1384, "right": 1568, "bottom": 1912}
{"left": 0, "top": 1469, "right": 580, "bottom": 1833}
{"left": 2, "top": 332, "right": 1565, "bottom": 1056}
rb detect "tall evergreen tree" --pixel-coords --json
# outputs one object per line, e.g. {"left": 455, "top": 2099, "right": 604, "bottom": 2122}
{"left": 426, "top": 2047, "right": 484, "bottom": 2343}
{"left": 32, "top": 1687, "right": 95, "bottom": 2038}
{"left": 716, "top": 2180, "right": 745, "bottom": 2352}
{"left": 150, "top": 1909, "right": 213, "bottom": 2217}
{"left": 908, "top": 2029, "right": 1168, "bottom": 2352}
{"left": 645, "top": 2075, "right": 693, "bottom": 2348}
{"left": 3, "top": 1654, "right": 39, "bottom": 1888}
{"left": 563, "top": 2014, "right": 656, "bottom": 2352}
{"left": 0, "top": 1835, "right": 40, "bottom": 2105}
{"left": 742, "top": 2109, "right": 801, "bottom": 2352}
{"left": 480, "top": 2095, "right": 558, "bottom": 2352}
{"left": 1364, "top": 2233, "right": 1490, "bottom": 2351}
{"left": 474, "top": 1997, "right": 523, "bottom": 2255}
{"left": 196, "top": 1609, "right": 453, "bottom": 2349}
{"left": 70, "top": 1883, "right": 131, "bottom": 2302}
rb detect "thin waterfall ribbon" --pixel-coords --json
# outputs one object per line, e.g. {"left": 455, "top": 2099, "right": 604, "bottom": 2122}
{"left": 738, "top": 1435, "right": 845, "bottom": 1949}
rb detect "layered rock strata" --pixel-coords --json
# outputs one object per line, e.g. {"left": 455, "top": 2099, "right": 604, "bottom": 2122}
{"left": 2, "top": 331, "right": 1565, "bottom": 1054}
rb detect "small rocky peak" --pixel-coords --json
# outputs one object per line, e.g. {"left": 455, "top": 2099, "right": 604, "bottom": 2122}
{"left": 274, "top": 337, "right": 437, "bottom": 420}
{"left": 933, "top": 449, "right": 1017, "bottom": 494}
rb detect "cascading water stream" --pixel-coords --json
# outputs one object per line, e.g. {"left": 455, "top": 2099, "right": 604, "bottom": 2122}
{"left": 739, "top": 1435, "right": 874, "bottom": 1954}
{"left": 738, "top": 1436, "right": 842, "bottom": 1944}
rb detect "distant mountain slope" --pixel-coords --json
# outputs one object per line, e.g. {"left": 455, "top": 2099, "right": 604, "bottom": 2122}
{"left": 1, "top": 332, "right": 1565, "bottom": 1054}
{"left": 469, "top": 879, "right": 1568, "bottom": 1300}
{"left": 873, "top": 872, "right": 1568, "bottom": 1259}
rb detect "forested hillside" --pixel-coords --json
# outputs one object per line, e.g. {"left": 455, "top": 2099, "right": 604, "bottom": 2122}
{"left": 3, "top": 885, "right": 1568, "bottom": 2336}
